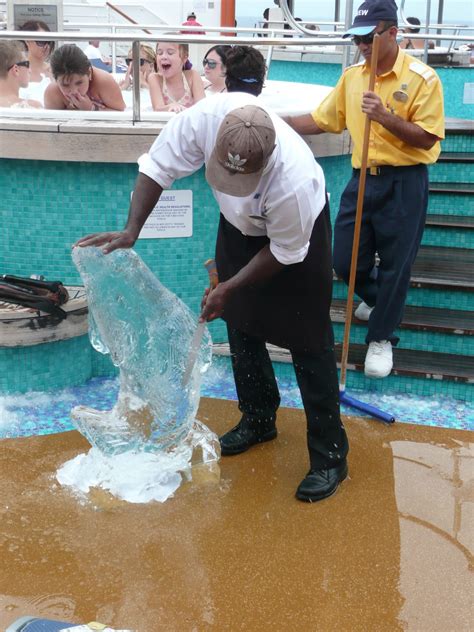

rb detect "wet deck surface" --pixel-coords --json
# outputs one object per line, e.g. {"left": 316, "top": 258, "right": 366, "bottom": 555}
{"left": 1, "top": 397, "right": 472, "bottom": 631}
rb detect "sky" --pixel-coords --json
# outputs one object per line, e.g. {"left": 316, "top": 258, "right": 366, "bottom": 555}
{"left": 235, "top": 0, "right": 474, "bottom": 27}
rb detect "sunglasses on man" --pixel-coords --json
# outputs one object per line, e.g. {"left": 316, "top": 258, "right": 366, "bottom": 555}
{"left": 8, "top": 60, "right": 30, "bottom": 71}
{"left": 202, "top": 58, "right": 219, "bottom": 69}
{"left": 35, "top": 40, "right": 52, "bottom": 48}
{"left": 352, "top": 26, "right": 390, "bottom": 46}
{"left": 125, "top": 57, "right": 153, "bottom": 66}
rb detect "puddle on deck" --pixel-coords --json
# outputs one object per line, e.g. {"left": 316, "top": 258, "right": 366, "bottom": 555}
{"left": 0, "top": 397, "right": 472, "bottom": 631}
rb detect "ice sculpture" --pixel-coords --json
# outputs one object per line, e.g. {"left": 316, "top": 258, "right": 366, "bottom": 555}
{"left": 70, "top": 247, "right": 219, "bottom": 467}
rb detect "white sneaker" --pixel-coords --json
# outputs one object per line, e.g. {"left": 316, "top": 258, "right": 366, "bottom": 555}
{"left": 354, "top": 302, "right": 374, "bottom": 321}
{"left": 364, "top": 341, "right": 393, "bottom": 378}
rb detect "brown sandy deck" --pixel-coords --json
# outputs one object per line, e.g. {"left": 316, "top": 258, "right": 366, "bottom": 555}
{"left": 0, "top": 397, "right": 472, "bottom": 631}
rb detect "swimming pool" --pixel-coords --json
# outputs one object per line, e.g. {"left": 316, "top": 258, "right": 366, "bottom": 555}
{"left": 0, "top": 355, "right": 472, "bottom": 439}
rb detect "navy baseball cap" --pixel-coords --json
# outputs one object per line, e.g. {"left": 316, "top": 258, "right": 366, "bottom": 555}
{"left": 343, "top": 0, "right": 398, "bottom": 38}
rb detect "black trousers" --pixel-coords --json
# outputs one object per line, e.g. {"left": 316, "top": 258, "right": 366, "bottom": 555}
{"left": 227, "top": 325, "right": 349, "bottom": 470}
{"left": 333, "top": 164, "right": 428, "bottom": 346}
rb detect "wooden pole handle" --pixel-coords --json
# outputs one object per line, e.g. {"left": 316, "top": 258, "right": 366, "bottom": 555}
{"left": 204, "top": 258, "right": 219, "bottom": 290}
{"left": 339, "top": 35, "right": 381, "bottom": 391}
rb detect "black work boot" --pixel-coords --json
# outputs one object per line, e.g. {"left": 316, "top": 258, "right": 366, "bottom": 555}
{"left": 220, "top": 414, "right": 277, "bottom": 456}
{"left": 295, "top": 460, "right": 348, "bottom": 502}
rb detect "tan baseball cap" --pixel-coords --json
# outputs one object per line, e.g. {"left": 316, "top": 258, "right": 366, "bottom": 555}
{"left": 206, "top": 105, "right": 276, "bottom": 197}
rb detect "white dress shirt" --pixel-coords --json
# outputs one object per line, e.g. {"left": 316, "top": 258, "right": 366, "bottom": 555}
{"left": 138, "top": 92, "right": 326, "bottom": 265}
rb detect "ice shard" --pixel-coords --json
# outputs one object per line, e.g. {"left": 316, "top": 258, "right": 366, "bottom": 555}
{"left": 70, "top": 246, "right": 219, "bottom": 466}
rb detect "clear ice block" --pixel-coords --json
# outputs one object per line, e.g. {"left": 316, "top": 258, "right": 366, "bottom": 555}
{"left": 70, "top": 247, "right": 218, "bottom": 461}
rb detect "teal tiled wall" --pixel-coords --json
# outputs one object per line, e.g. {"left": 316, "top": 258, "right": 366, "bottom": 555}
{"left": 0, "top": 336, "right": 91, "bottom": 394}
{"left": 332, "top": 322, "right": 473, "bottom": 356}
{"left": 213, "top": 354, "right": 473, "bottom": 402}
{"left": 268, "top": 60, "right": 342, "bottom": 88}
{"left": 429, "top": 159, "right": 474, "bottom": 183}
{"left": 2, "top": 159, "right": 228, "bottom": 346}
{"left": 428, "top": 193, "right": 474, "bottom": 216}
{"left": 1, "top": 124, "right": 471, "bottom": 398}
{"left": 440, "top": 134, "right": 473, "bottom": 154}
{"left": 422, "top": 226, "right": 473, "bottom": 249}
{"left": 333, "top": 280, "right": 474, "bottom": 311}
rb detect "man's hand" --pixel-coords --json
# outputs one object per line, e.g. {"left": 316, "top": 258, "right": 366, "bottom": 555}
{"left": 199, "top": 245, "right": 284, "bottom": 322}
{"left": 74, "top": 229, "right": 137, "bottom": 254}
{"left": 200, "top": 282, "right": 231, "bottom": 322}
{"left": 75, "top": 174, "right": 163, "bottom": 254}
{"left": 361, "top": 91, "right": 388, "bottom": 125}
{"left": 362, "top": 90, "right": 439, "bottom": 149}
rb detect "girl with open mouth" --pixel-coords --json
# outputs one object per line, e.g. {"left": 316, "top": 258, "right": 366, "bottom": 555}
{"left": 149, "top": 40, "right": 205, "bottom": 113}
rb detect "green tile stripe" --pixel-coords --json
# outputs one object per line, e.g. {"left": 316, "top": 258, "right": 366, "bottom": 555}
{"left": 332, "top": 323, "right": 473, "bottom": 356}
{"left": 212, "top": 354, "right": 473, "bottom": 403}
{"left": 429, "top": 161, "right": 474, "bottom": 184}
{"left": 441, "top": 135, "right": 474, "bottom": 153}
{"left": 428, "top": 193, "right": 474, "bottom": 216}
{"left": 421, "top": 226, "right": 474, "bottom": 249}
{"left": 333, "top": 281, "right": 474, "bottom": 311}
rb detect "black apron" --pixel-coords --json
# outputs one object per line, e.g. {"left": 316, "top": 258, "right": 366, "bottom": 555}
{"left": 215, "top": 199, "right": 334, "bottom": 354}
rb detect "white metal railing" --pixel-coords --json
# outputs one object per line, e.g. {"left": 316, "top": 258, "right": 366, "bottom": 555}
{"left": 1, "top": 25, "right": 472, "bottom": 123}
{"left": 277, "top": 0, "right": 473, "bottom": 65}
{"left": 56, "top": 19, "right": 474, "bottom": 71}
{"left": 61, "top": 22, "right": 346, "bottom": 73}
{"left": 1, "top": 27, "right": 351, "bottom": 122}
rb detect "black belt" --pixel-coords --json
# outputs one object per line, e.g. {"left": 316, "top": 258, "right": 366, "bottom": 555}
{"left": 353, "top": 165, "right": 421, "bottom": 176}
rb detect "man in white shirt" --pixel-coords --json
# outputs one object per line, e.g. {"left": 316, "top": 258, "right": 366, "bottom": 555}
{"left": 76, "top": 50, "right": 349, "bottom": 503}
{"left": 83, "top": 40, "right": 111, "bottom": 66}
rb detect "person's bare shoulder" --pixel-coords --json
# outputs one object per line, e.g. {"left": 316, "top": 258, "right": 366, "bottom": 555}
{"left": 93, "top": 67, "right": 117, "bottom": 86}
{"left": 185, "top": 69, "right": 203, "bottom": 82}
{"left": 93, "top": 69, "right": 126, "bottom": 110}
{"left": 186, "top": 69, "right": 205, "bottom": 100}
{"left": 148, "top": 72, "right": 163, "bottom": 88}
{"left": 44, "top": 82, "right": 66, "bottom": 109}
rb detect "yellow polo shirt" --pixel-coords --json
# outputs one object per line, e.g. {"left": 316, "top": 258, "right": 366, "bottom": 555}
{"left": 312, "top": 49, "right": 445, "bottom": 168}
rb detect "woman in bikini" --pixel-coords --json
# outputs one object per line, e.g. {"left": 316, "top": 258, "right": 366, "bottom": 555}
{"left": 44, "top": 44, "right": 125, "bottom": 111}
{"left": 119, "top": 44, "right": 156, "bottom": 91}
{"left": 19, "top": 20, "right": 54, "bottom": 83}
{"left": 202, "top": 45, "right": 232, "bottom": 96}
{"left": 149, "top": 41, "right": 205, "bottom": 113}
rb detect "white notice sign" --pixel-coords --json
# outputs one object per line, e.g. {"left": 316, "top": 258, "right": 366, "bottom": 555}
{"left": 138, "top": 190, "right": 193, "bottom": 239}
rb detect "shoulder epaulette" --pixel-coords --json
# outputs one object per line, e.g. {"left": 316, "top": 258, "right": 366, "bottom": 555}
{"left": 345, "top": 60, "right": 365, "bottom": 72}
{"left": 409, "top": 61, "right": 436, "bottom": 84}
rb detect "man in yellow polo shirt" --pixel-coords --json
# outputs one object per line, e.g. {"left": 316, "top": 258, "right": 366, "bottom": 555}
{"left": 286, "top": 0, "right": 444, "bottom": 378}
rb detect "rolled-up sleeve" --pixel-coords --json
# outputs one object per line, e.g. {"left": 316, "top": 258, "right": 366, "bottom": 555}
{"left": 410, "top": 74, "right": 445, "bottom": 140}
{"left": 312, "top": 74, "right": 347, "bottom": 134}
{"left": 138, "top": 110, "right": 206, "bottom": 189}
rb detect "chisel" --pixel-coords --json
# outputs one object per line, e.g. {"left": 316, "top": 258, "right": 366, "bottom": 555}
{"left": 182, "top": 259, "right": 218, "bottom": 386}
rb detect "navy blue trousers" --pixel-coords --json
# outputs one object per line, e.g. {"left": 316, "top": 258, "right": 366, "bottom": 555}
{"left": 333, "top": 164, "right": 428, "bottom": 345}
{"left": 227, "top": 326, "right": 349, "bottom": 470}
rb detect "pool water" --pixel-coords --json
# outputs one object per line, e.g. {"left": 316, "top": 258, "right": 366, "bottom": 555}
{"left": 0, "top": 359, "right": 472, "bottom": 438}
